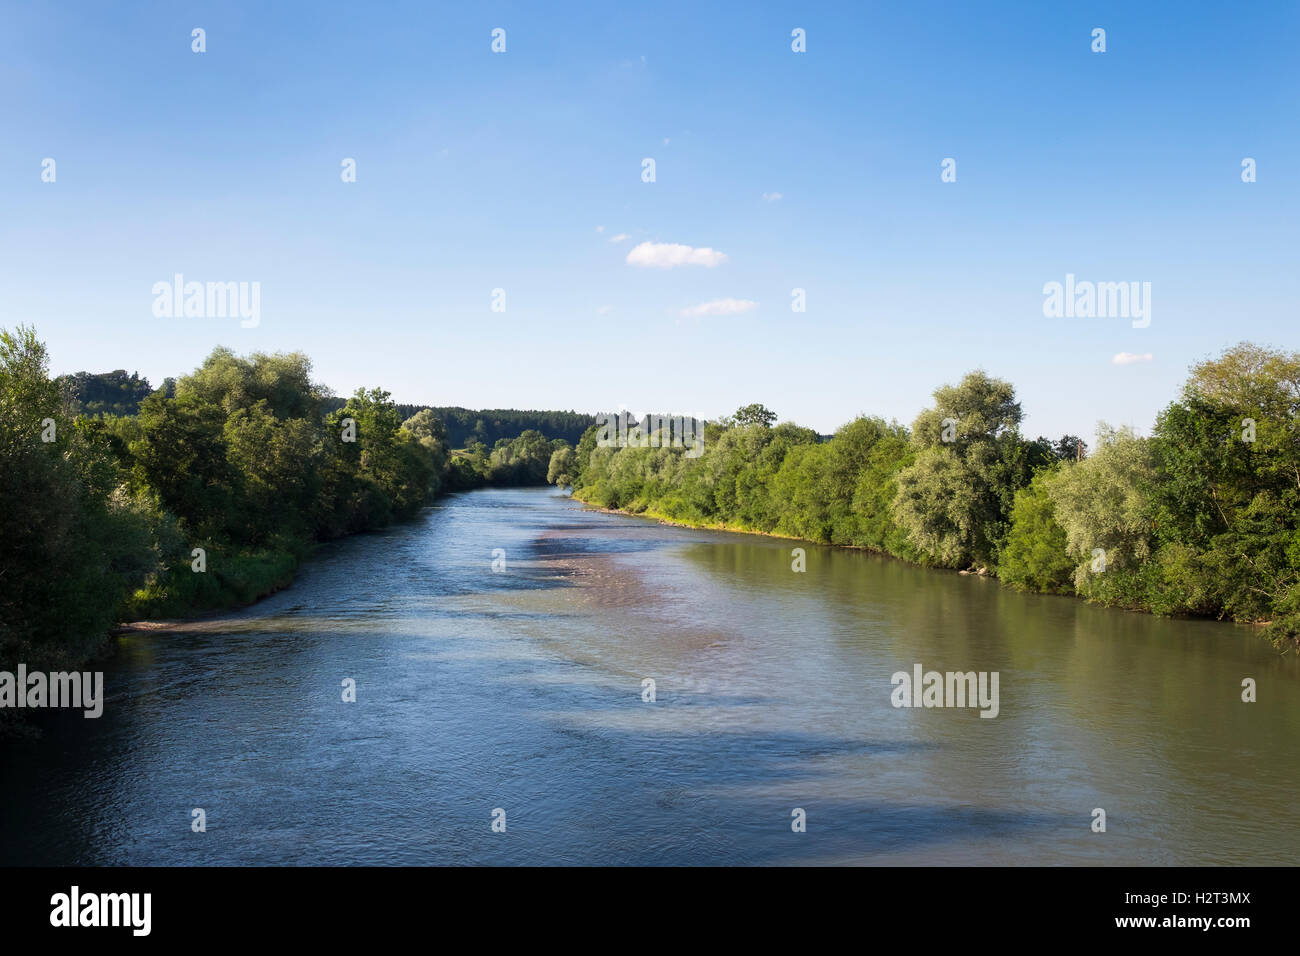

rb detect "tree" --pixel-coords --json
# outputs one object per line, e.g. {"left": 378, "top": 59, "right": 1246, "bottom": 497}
{"left": 849, "top": 422, "right": 915, "bottom": 556}
{"left": 0, "top": 327, "right": 162, "bottom": 678}
{"left": 1182, "top": 341, "right": 1300, "bottom": 419}
{"left": 1148, "top": 343, "right": 1300, "bottom": 633}
{"left": 487, "top": 430, "right": 557, "bottom": 485}
{"left": 771, "top": 442, "right": 833, "bottom": 541}
{"left": 547, "top": 446, "right": 577, "bottom": 486}
{"left": 730, "top": 403, "right": 777, "bottom": 429}
{"left": 909, "top": 370, "right": 1021, "bottom": 449}
{"left": 821, "top": 417, "right": 893, "bottom": 544}
{"left": 131, "top": 390, "right": 239, "bottom": 537}
{"left": 998, "top": 467, "right": 1075, "bottom": 592}
{"left": 401, "top": 408, "right": 447, "bottom": 445}
{"left": 1036, "top": 434, "right": 1088, "bottom": 461}
{"left": 327, "top": 387, "right": 434, "bottom": 523}
{"left": 893, "top": 371, "right": 1032, "bottom": 567}
{"left": 1043, "top": 425, "right": 1156, "bottom": 601}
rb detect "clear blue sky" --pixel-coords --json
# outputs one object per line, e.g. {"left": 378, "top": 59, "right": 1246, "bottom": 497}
{"left": 2, "top": 0, "right": 1296, "bottom": 441}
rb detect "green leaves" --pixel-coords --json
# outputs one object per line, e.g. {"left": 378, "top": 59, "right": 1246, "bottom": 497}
{"left": 893, "top": 373, "right": 1031, "bottom": 568}
{"left": 998, "top": 468, "right": 1074, "bottom": 593}
{"left": 1, "top": 327, "right": 152, "bottom": 671}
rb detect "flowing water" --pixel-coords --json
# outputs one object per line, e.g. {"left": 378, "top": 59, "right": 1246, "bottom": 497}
{"left": 3, "top": 487, "right": 1297, "bottom": 865}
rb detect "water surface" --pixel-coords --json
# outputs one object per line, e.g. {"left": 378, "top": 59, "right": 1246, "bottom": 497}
{"left": 3, "top": 487, "right": 1296, "bottom": 865}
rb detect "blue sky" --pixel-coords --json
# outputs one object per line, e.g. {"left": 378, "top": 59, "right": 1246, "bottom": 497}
{"left": 2, "top": 0, "right": 1296, "bottom": 440}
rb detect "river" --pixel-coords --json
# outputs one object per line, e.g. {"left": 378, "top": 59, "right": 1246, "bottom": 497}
{"left": 2, "top": 486, "right": 1297, "bottom": 865}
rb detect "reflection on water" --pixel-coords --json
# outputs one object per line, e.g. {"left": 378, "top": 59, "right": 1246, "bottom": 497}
{"left": 2, "top": 487, "right": 1297, "bottom": 865}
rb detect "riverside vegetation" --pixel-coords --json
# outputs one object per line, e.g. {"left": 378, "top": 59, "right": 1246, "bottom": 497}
{"left": 5, "top": 327, "right": 1297, "bottom": 704}
{"left": 0, "top": 326, "right": 574, "bottom": 687}
{"left": 557, "top": 343, "right": 1300, "bottom": 647}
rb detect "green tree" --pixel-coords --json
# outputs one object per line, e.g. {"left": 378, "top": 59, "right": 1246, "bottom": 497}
{"left": 131, "top": 390, "right": 239, "bottom": 538}
{"left": 0, "top": 327, "right": 163, "bottom": 678}
{"left": 548, "top": 446, "right": 577, "bottom": 486}
{"left": 1043, "top": 425, "right": 1156, "bottom": 603}
{"left": 998, "top": 467, "right": 1075, "bottom": 592}
{"left": 1149, "top": 343, "right": 1300, "bottom": 634}
{"left": 729, "top": 403, "right": 777, "bottom": 429}
{"left": 893, "top": 371, "right": 1035, "bottom": 567}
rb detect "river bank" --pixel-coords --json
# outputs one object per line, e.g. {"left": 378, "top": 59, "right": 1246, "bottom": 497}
{"left": 570, "top": 491, "right": 1284, "bottom": 648}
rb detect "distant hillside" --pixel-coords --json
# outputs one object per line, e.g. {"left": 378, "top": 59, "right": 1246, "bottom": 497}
{"left": 320, "top": 399, "right": 598, "bottom": 447}
{"left": 57, "top": 369, "right": 154, "bottom": 416}
{"left": 427, "top": 407, "right": 598, "bottom": 446}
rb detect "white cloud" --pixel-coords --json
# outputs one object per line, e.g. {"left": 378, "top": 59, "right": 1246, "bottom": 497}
{"left": 608, "top": 233, "right": 630, "bottom": 243}
{"left": 596, "top": 305, "right": 612, "bottom": 315}
{"left": 626, "top": 241, "right": 728, "bottom": 269}
{"left": 680, "top": 298, "right": 758, "bottom": 317}
{"left": 762, "top": 192, "right": 783, "bottom": 201}
{"left": 1112, "top": 352, "right": 1153, "bottom": 365}
{"left": 595, "top": 225, "right": 604, "bottom": 233}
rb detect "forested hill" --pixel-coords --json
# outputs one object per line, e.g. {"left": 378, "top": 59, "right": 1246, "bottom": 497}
{"left": 321, "top": 400, "right": 597, "bottom": 447}
{"left": 56, "top": 369, "right": 154, "bottom": 416}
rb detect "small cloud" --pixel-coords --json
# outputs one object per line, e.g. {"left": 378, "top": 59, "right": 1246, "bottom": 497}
{"left": 597, "top": 305, "right": 612, "bottom": 315}
{"left": 762, "top": 192, "right": 783, "bottom": 201}
{"left": 680, "top": 298, "right": 758, "bottom": 317}
{"left": 626, "top": 241, "right": 728, "bottom": 269}
{"left": 608, "top": 233, "right": 630, "bottom": 243}
{"left": 1112, "top": 352, "right": 1153, "bottom": 365}
{"left": 663, "top": 137, "right": 670, "bottom": 145}
{"left": 595, "top": 225, "right": 605, "bottom": 233}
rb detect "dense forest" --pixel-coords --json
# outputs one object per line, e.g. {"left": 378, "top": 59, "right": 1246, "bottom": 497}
{"left": 0, "top": 327, "right": 572, "bottom": 684}
{"left": 558, "top": 342, "right": 1300, "bottom": 646}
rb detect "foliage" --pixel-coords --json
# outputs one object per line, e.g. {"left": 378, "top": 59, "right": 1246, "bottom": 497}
{"left": 1, "top": 328, "right": 163, "bottom": 673}
{"left": 322, "top": 401, "right": 596, "bottom": 449}
{"left": 998, "top": 467, "right": 1075, "bottom": 592}
{"left": 892, "top": 371, "right": 1046, "bottom": 567}
{"left": 56, "top": 368, "right": 154, "bottom": 416}
{"left": 10, "top": 326, "right": 1300, "bottom": 678}
{"left": 565, "top": 347, "right": 1300, "bottom": 645}
{"left": 2, "top": 330, "right": 575, "bottom": 683}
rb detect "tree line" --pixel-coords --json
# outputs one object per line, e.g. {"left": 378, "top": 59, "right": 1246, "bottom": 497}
{"left": 0, "top": 328, "right": 572, "bottom": 684}
{"left": 54, "top": 372, "right": 596, "bottom": 449}
{"left": 320, "top": 399, "right": 595, "bottom": 449}
{"left": 557, "top": 342, "right": 1300, "bottom": 645}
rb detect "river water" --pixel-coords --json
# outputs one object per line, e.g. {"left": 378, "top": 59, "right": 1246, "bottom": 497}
{"left": 3, "top": 487, "right": 1297, "bottom": 865}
